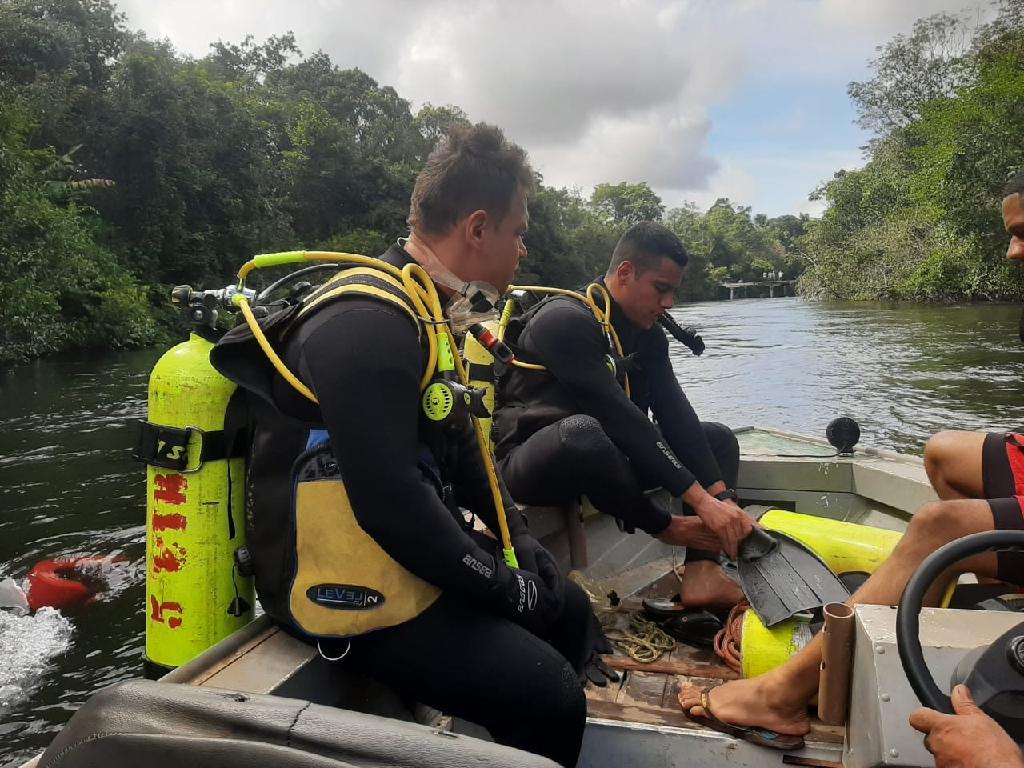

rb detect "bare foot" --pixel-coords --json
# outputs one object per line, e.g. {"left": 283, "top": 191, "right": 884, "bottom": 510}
{"left": 678, "top": 678, "right": 811, "bottom": 737}
{"left": 677, "top": 560, "right": 744, "bottom": 609}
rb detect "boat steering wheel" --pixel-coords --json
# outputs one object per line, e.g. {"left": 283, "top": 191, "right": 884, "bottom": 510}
{"left": 896, "top": 530, "right": 1024, "bottom": 714}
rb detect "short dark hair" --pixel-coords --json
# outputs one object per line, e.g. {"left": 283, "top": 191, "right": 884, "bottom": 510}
{"left": 1004, "top": 170, "right": 1024, "bottom": 199}
{"left": 606, "top": 222, "right": 688, "bottom": 276}
{"left": 409, "top": 123, "right": 535, "bottom": 236}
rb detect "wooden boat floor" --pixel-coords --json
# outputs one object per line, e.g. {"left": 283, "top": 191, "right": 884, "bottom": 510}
{"left": 588, "top": 610, "right": 844, "bottom": 749}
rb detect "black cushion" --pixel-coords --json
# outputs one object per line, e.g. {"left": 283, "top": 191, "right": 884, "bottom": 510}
{"left": 39, "top": 680, "right": 558, "bottom": 768}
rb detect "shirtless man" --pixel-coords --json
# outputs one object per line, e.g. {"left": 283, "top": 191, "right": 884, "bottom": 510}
{"left": 678, "top": 170, "right": 1024, "bottom": 768}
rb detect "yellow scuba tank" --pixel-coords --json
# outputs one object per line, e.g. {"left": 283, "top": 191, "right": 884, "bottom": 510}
{"left": 739, "top": 510, "right": 953, "bottom": 678}
{"left": 462, "top": 321, "right": 501, "bottom": 452}
{"left": 760, "top": 509, "right": 902, "bottom": 577}
{"left": 138, "top": 314, "right": 254, "bottom": 672}
{"left": 740, "top": 510, "right": 901, "bottom": 679}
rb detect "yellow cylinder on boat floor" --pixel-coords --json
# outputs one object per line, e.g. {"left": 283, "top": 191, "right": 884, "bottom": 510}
{"left": 741, "top": 610, "right": 817, "bottom": 679}
{"left": 740, "top": 510, "right": 956, "bottom": 678}
{"left": 760, "top": 509, "right": 902, "bottom": 577}
{"left": 144, "top": 334, "right": 254, "bottom": 670}
{"left": 741, "top": 510, "right": 901, "bottom": 679}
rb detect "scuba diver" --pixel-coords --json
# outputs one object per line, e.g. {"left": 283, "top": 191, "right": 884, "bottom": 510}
{"left": 677, "top": 170, "right": 1024, "bottom": 766}
{"left": 209, "top": 124, "right": 596, "bottom": 767}
{"left": 493, "top": 222, "right": 749, "bottom": 610}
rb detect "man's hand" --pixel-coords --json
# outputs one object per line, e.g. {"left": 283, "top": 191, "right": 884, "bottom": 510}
{"left": 683, "top": 483, "right": 754, "bottom": 558}
{"left": 909, "top": 685, "right": 1024, "bottom": 768}
{"left": 656, "top": 516, "right": 723, "bottom": 551}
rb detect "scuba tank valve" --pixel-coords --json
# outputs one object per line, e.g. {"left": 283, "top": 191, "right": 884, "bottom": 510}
{"left": 171, "top": 284, "right": 257, "bottom": 337}
{"left": 469, "top": 323, "right": 514, "bottom": 372}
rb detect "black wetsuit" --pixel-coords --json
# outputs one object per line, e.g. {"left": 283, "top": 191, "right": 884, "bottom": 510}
{"left": 233, "top": 246, "right": 590, "bottom": 766}
{"left": 494, "top": 284, "right": 738, "bottom": 550}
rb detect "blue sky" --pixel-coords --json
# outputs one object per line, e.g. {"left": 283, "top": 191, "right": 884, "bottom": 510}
{"left": 704, "top": 78, "right": 870, "bottom": 215}
{"left": 116, "top": 0, "right": 994, "bottom": 218}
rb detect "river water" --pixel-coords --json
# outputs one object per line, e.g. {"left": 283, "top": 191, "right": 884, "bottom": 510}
{"left": 1, "top": 297, "right": 1022, "bottom": 765}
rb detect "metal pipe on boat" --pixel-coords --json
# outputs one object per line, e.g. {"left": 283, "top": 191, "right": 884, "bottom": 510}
{"left": 817, "top": 601, "right": 855, "bottom": 725}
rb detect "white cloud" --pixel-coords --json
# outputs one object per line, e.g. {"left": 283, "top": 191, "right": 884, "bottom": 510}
{"left": 672, "top": 157, "right": 758, "bottom": 212}
{"left": 532, "top": 106, "right": 718, "bottom": 193}
{"left": 112, "top": 0, "right": 996, "bottom": 216}
{"left": 818, "top": 0, "right": 991, "bottom": 35}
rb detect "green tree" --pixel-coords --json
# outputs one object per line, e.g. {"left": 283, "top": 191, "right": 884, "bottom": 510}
{"left": 590, "top": 181, "right": 665, "bottom": 226}
{"left": 847, "top": 12, "right": 973, "bottom": 137}
{"left": 804, "top": 1, "right": 1024, "bottom": 301}
{"left": 0, "top": 103, "right": 156, "bottom": 362}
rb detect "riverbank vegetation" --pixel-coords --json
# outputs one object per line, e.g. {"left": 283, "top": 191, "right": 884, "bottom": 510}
{"left": 0, "top": 0, "right": 805, "bottom": 362}
{"left": 7, "top": 1, "right": 1020, "bottom": 362}
{"left": 801, "top": 0, "right": 1024, "bottom": 301}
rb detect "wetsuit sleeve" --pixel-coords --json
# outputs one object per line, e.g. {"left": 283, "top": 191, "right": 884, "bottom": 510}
{"left": 528, "top": 300, "right": 697, "bottom": 499}
{"left": 451, "top": 419, "right": 529, "bottom": 540}
{"left": 298, "top": 305, "right": 505, "bottom": 604}
{"left": 644, "top": 328, "right": 724, "bottom": 488}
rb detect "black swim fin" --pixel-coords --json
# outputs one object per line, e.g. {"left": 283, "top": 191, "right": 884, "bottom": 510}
{"left": 737, "top": 529, "right": 849, "bottom": 627}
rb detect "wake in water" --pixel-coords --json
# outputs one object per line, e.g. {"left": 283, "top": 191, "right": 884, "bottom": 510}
{"left": 0, "top": 557, "right": 138, "bottom": 713}
{"left": 0, "top": 607, "right": 73, "bottom": 711}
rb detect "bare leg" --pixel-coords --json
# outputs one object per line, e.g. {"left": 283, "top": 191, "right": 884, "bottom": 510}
{"left": 924, "top": 431, "right": 987, "bottom": 500}
{"left": 679, "top": 499, "right": 998, "bottom": 735}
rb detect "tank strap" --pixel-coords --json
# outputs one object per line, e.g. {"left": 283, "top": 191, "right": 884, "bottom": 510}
{"left": 294, "top": 266, "right": 422, "bottom": 340}
{"left": 134, "top": 420, "right": 246, "bottom": 472}
{"left": 467, "top": 362, "right": 495, "bottom": 382}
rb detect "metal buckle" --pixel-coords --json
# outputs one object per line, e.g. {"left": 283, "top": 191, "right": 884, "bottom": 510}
{"left": 178, "top": 425, "right": 205, "bottom": 474}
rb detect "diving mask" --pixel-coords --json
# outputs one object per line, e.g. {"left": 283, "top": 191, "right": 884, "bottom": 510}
{"left": 401, "top": 236, "right": 501, "bottom": 332}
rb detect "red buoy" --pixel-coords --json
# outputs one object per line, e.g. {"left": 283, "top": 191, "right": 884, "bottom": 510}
{"left": 25, "top": 557, "right": 119, "bottom": 613}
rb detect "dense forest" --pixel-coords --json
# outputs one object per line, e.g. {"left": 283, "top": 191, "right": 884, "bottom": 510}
{"left": 0, "top": 0, "right": 807, "bottom": 363}
{"left": 5, "top": 1, "right": 1024, "bottom": 363}
{"left": 801, "top": 0, "right": 1024, "bottom": 301}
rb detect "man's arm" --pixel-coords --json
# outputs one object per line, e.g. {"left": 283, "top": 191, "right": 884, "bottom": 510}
{"left": 643, "top": 327, "right": 724, "bottom": 489}
{"left": 527, "top": 300, "right": 748, "bottom": 552}
{"left": 300, "top": 304, "right": 507, "bottom": 603}
{"left": 528, "top": 299, "right": 698, "bottom": 497}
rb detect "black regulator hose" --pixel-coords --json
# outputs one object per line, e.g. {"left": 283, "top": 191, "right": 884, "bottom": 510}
{"left": 896, "top": 530, "right": 1024, "bottom": 713}
{"left": 256, "top": 263, "right": 340, "bottom": 303}
{"left": 657, "top": 312, "right": 705, "bottom": 356}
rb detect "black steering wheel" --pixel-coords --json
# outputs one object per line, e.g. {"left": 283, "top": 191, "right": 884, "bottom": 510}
{"left": 896, "top": 530, "right": 1024, "bottom": 714}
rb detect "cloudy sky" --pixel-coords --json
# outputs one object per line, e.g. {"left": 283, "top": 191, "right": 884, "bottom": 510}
{"left": 115, "top": 0, "right": 994, "bottom": 217}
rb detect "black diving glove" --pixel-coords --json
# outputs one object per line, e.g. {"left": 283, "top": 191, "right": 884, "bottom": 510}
{"left": 582, "top": 653, "right": 620, "bottom": 687}
{"left": 494, "top": 560, "right": 564, "bottom": 637}
{"left": 511, "top": 534, "right": 564, "bottom": 599}
{"left": 578, "top": 606, "right": 619, "bottom": 687}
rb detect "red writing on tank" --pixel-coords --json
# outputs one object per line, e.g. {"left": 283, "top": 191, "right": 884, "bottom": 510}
{"left": 150, "top": 595, "right": 183, "bottom": 629}
{"left": 152, "top": 537, "right": 186, "bottom": 573}
{"left": 152, "top": 512, "right": 187, "bottom": 531}
{"left": 153, "top": 474, "right": 187, "bottom": 505}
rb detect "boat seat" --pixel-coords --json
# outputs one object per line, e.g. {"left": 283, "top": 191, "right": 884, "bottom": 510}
{"left": 36, "top": 679, "right": 559, "bottom": 768}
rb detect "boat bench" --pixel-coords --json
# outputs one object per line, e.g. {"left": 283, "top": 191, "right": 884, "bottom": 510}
{"left": 162, "top": 615, "right": 421, "bottom": 720}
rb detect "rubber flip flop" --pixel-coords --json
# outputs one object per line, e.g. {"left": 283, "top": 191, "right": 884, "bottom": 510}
{"left": 679, "top": 686, "right": 806, "bottom": 751}
{"left": 641, "top": 597, "right": 687, "bottom": 619}
{"left": 659, "top": 610, "right": 723, "bottom": 649}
